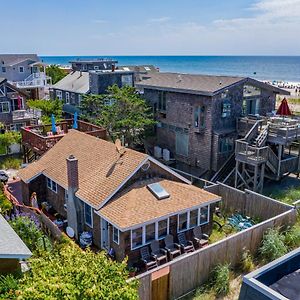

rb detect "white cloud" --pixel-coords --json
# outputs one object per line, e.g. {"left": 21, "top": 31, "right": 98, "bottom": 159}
{"left": 148, "top": 17, "right": 171, "bottom": 23}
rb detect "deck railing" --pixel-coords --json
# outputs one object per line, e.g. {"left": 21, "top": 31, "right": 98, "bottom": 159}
{"left": 21, "top": 119, "right": 106, "bottom": 155}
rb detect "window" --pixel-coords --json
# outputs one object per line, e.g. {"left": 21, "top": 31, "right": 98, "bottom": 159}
{"left": 243, "top": 85, "right": 261, "bottom": 98}
{"left": 145, "top": 223, "right": 155, "bottom": 243}
{"left": 94, "top": 65, "right": 99, "bottom": 70}
{"left": 175, "top": 132, "right": 189, "bottom": 157}
{"left": 47, "top": 178, "right": 57, "bottom": 193}
{"left": 64, "top": 190, "right": 68, "bottom": 211}
{"left": 222, "top": 100, "right": 231, "bottom": 118}
{"left": 1, "top": 67, "right": 6, "bottom": 73}
{"left": 56, "top": 90, "right": 62, "bottom": 100}
{"left": 121, "top": 75, "right": 133, "bottom": 87}
{"left": 131, "top": 227, "right": 143, "bottom": 249}
{"left": 71, "top": 93, "right": 75, "bottom": 104}
{"left": 113, "top": 226, "right": 119, "bottom": 244}
{"left": 157, "top": 219, "right": 168, "bottom": 239}
{"left": 65, "top": 92, "right": 70, "bottom": 104}
{"left": 158, "top": 91, "right": 166, "bottom": 111}
{"left": 194, "top": 106, "right": 206, "bottom": 128}
{"left": 200, "top": 206, "right": 209, "bottom": 225}
{"left": 84, "top": 203, "right": 93, "bottom": 227}
{"left": 78, "top": 94, "right": 82, "bottom": 105}
{"left": 178, "top": 212, "right": 188, "bottom": 232}
{"left": 19, "top": 66, "right": 24, "bottom": 73}
{"left": 219, "top": 137, "right": 234, "bottom": 153}
{"left": 189, "top": 209, "right": 198, "bottom": 228}
{"left": 0, "top": 102, "right": 10, "bottom": 113}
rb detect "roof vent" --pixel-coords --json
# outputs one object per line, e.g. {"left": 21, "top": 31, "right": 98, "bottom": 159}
{"left": 147, "top": 182, "right": 170, "bottom": 200}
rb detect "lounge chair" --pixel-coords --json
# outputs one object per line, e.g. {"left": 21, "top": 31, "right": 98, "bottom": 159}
{"left": 150, "top": 240, "right": 168, "bottom": 265}
{"left": 140, "top": 246, "right": 157, "bottom": 271}
{"left": 193, "top": 226, "right": 209, "bottom": 248}
{"left": 164, "top": 234, "right": 181, "bottom": 260}
{"left": 177, "top": 232, "right": 195, "bottom": 253}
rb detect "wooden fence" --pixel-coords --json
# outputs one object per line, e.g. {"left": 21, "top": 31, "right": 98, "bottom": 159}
{"left": 136, "top": 184, "right": 297, "bottom": 300}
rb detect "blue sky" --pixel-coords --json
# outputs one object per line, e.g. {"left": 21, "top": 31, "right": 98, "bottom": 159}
{"left": 1, "top": 0, "right": 300, "bottom": 55}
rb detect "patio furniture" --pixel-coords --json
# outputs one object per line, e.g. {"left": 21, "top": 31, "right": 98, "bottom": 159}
{"left": 140, "top": 246, "right": 157, "bottom": 271}
{"left": 150, "top": 240, "right": 168, "bottom": 265}
{"left": 164, "top": 234, "right": 181, "bottom": 260}
{"left": 193, "top": 226, "right": 209, "bottom": 248}
{"left": 177, "top": 232, "right": 195, "bottom": 253}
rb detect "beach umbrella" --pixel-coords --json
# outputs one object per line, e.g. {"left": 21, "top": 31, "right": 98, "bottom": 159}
{"left": 73, "top": 111, "right": 78, "bottom": 129}
{"left": 276, "top": 98, "right": 292, "bottom": 116}
{"left": 51, "top": 114, "right": 57, "bottom": 134}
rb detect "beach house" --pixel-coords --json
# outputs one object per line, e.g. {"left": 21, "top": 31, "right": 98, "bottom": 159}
{"left": 18, "top": 130, "right": 220, "bottom": 265}
{"left": 0, "top": 54, "right": 51, "bottom": 99}
{"left": 136, "top": 73, "right": 292, "bottom": 191}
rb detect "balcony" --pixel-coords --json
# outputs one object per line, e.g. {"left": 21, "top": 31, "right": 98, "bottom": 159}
{"left": 21, "top": 120, "right": 106, "bottom": 156}
{"left": 12, "top": 72, "right": 52, "bottom": 89}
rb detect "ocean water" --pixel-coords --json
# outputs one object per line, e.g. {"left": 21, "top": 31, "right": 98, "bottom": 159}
{"left": 40, "top": 56, "right": 300, "bottom": 82}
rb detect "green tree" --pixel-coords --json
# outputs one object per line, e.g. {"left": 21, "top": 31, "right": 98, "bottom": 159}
{"left": 46, "top": 65, "right": 67, "bottom": 84}
{"left": 27, "top": 99, "right": 63, "bottom": 124}
{"left": 0, "top": 131, "right": 21, "bottom": 155}
{"left": 80, "top": 85, "right": 155, "bottom": 146}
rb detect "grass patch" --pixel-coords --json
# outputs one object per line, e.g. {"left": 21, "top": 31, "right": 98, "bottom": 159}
{"left": 269, "top": 185, "right": 300, "bottom": 205}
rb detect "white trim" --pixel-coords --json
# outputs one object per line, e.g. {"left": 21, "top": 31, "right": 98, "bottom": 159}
{"left": 0, "top": 101, "right": 10, "bottom": 113}
{"left": 131, "top": 227, "right": 143, "bottom": 250}
{"left": 84, "top": 203, "right": 93, "bottom": 228}
{"left": 0, "top": 254, "right": 32, "bottom": 259}
{"left": 112, "top": 225, "right": 119, "bottom": 245}
{"left": 65, "top": 92, "right": 70, "bottom": 104}
{"left": 96, "top": 156, "right": 150, "bottom": 210}
{"left": 47, "top": 177, "right": 58, "bottom": 194}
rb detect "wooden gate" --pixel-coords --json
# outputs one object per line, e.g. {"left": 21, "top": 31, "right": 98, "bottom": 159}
{"left": 151, "top": 266, "right": 170, "bottom": 300}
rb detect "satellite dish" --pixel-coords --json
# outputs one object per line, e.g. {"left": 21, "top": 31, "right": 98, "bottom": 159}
{"left": 66, "top": 226, "right": 75, "bottom": 238}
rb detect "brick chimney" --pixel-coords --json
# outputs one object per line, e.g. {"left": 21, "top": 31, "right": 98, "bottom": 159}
{"left": 67, "top": 155, "right": 79, "bottom": 191}
{"left": 66, "top": 155, "right": 79, "bottom": 239}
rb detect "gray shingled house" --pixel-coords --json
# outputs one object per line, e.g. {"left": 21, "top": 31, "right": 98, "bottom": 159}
{"left": 136, "top": 72, "right": 289, "bottom": 183}
{"left": 0, "top": 214, "right": 32, "bottom": 273}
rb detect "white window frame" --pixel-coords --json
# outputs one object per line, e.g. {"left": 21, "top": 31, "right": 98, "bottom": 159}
{"left": 84, "top": 203, "right": 93, "bottom": 228}
{"left": 78, "top": 94, "right": 82, "bottom": 105}
{"left": 0, "top": 102, "right": 10, "bottom": 113}
{"left": 121, "top": 74, "right": 133, "bottom": 87}
{"left": 19, "top": 66, "right": 24, "bottom": 73}
{"left": 64, "top": 189, "right": 68, "bottom": 211}
{"left": 130, "top": 218, "right": 170, "bottom": 250}
{"left": 56, "top": 90, "right": 62, "bottom": 100}
{"left": 199, "top": 205, "right": 210, "bottom": 226}
{"left": 112, "top": 225, "right": 120, "bottom": 245}
{"left": 47, "top": 178, "right": 57, "bottom": 193}
{"left": 65, "top": 92, "right": 70, "bottom": 104}
{"left": 177, "top": 211, "right": 189, "bottom": 233}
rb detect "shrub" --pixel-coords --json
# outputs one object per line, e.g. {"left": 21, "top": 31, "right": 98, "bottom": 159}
{"left": 284, "top": 225, "right": 300, "bottom": 250}
{"left": 9, "top": 216, "right": 52, "bottom": 254}
{"left": 240, "top": 249, "right": 255, "bottom": 273}
{"left": 259, "top": 228, "right": 287, "bottom": 262}
{"left": 0, "top": 274, "right": 19, "bottom": 297}
{"left": 3, "top": 243, "right": 138, "bottom": 299}
{"left": 0, "top": 157, "right": 22, "bottom": 170}
{"left": 211, "top": 263, "right": 230, "bottom": 296}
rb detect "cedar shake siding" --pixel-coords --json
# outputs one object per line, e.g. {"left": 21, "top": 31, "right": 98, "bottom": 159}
{"left": 142, "top": 80, "right": 279, "bottom": 173}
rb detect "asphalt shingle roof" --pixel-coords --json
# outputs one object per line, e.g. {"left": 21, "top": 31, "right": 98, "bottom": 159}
{"left": 0, "top": 54, "right": 39, "bottom": 66}
{"left": 0, "top": 214, "right": 32, "bottom": 259}
{"left": 52, "top": 71, "right": 89, "bottom": 94}
{"left": 18, "top": 130, "right": 148, "bottom": 209}
{"left": 99, "top": 178, "right": 220, "bottom": 230}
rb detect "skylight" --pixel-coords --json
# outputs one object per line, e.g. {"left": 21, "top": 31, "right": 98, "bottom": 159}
{"left": 147, "top": 183, "right": 170, "bottom": 200}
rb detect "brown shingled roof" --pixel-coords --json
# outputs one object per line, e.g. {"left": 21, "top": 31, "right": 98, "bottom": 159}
{"left": 18, "top": 130, "right": 148, "bottom": 208}
{"left": 99, "top": 178, "right": 221, "bottom": 230}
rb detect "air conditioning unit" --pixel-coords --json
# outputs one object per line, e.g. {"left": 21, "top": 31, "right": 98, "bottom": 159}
{"left": 163, "top": 149, "right": 170, "bottom": 161}
{"left": 154, "top": 146, "right": 162, "bottom": 158}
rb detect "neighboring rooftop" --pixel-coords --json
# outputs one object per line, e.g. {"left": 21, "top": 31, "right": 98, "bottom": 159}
{"left": 18, "top": 130, "right": 148, "bottom": 209}
{"left": 0, "top": 214, "right": 32, "bottom": 259}
{"left": 0, "top": 77, "right": 6, "bottom": 84}
{"left": 69, "top": 58, "right": 118, "bottom": 64}
{"left": 99, "top": 178, "right": 220, "bottom": 230}
{"left": 118, "top": 65, "right": 158, "bottom": 73}
{"left": 0, "top": 54, "right": 39, "bottom": 66}
{"left": 52, "top": 71, "right": 89, "bottom": 93}
{"left": 136, "top": 72, "right": 290, "bottom": 96}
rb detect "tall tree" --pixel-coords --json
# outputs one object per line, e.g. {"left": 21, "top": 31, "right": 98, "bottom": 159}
{"left": 80, "top": 85, "right": 155, "bottom": 146}
{"left": 46, "top": 65, "right": 67, "bottom": 84}
{"left": 27, "top": 99, "right": 63, "bottom": 124}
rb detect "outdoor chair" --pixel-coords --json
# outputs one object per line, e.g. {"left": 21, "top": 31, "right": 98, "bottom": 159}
{"left": 150, "top": 240, "right": 168, "bottom": 265}
{"left": 193, "top": 226, "right": 209, "bottom": 248}
{"left": 177, "top": 232, "right": 195, "bottom": 253}
{"left": 140, "top": 246, "right": 157, "bottom": 271}
{"left": 164, "top": 234, "right": 181, "bottom": 260}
